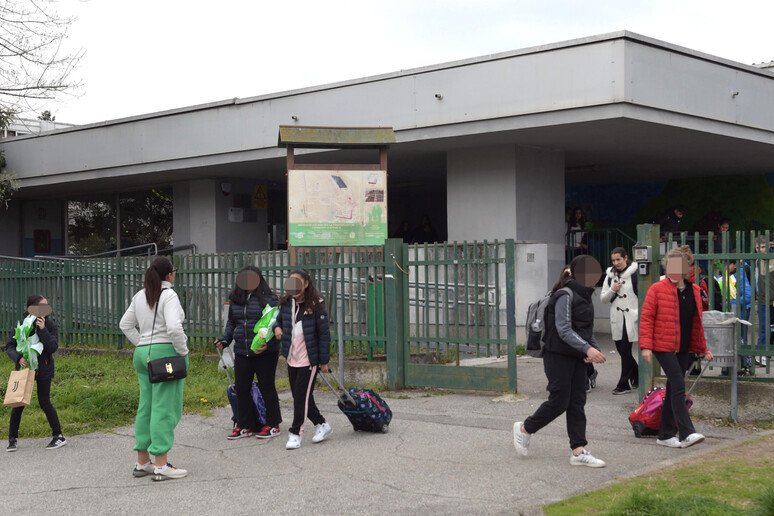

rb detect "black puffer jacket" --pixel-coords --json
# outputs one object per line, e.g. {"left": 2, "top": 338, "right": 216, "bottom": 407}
{"left": 5, "top": 317, "right": 59, "bottom": 381}
{"left": 275, "top": 300, "right": 331, "bottom": 367}
{"left": 543, "top": 279, "right": 596, "bottom": 359}
{"left": 218, "top": 294, "right": 279, "bottom": 356}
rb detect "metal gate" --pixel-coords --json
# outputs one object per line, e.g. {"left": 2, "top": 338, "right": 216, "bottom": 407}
{"left": 386, "top": 239, "right": 517, "bottom": 392}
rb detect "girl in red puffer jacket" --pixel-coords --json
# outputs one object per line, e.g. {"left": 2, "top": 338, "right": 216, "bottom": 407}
{"left": 640, "top": 249, "right": 714, "bottom": 449}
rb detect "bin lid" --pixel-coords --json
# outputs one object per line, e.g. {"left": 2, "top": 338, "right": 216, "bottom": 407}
{"left": 702, "top": 310, "right": 738, "bottom": 326}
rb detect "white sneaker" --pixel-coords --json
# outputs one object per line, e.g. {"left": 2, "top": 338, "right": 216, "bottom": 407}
{"left": 570, "top": 449, "right": 606, "bottom": 468}
{"left": 286, "top": 433, "right": 302, "bottom": 450}
{"left": 513, "top": 421, "right": 531, "bottom": 457}
{"left": 312, "top": 422, "right": 332, "bottom": 444}
{"left": 656, "top": 437, "right": 682, "bottom": 448}
{"left": 152, "top": 463, "right": 187, "bottom": 481}
{"left": 680, "top": 433, "right": 705, "bottom": 448}
{"left": 132, "top": 461, "right": 155, "bottom": 477}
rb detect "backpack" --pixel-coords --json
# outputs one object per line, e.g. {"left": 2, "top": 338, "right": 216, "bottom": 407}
{"left": 525, "top": 287, "right": 573, "bottom": 357}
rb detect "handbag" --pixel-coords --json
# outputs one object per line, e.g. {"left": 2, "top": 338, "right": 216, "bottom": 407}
{"left": 4, "top": 368, "right": 36, "bottom": 407}
{"left": 146, "top": 289, "right": 187, "bottom": 383}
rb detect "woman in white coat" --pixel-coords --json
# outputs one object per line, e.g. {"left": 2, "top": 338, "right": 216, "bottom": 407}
{"left": 600, "top": 247, "right": 639, "bottom": 394}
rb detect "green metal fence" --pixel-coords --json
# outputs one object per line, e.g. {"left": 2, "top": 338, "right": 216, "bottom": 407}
{"left": 0, "top": 249, "right": 387, "bottom": 357}
{"left": 399, "top": 239, "right": 517, "bottom": 392}
{"left": 660, "top": 230, "right": 773, "bottom": 377}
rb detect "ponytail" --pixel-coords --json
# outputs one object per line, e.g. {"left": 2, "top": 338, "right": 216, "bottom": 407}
{"left": 144, "top": 257, "right": 174, "bottom": 308}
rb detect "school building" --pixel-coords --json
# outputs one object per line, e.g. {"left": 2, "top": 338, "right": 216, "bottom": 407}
{"left": 2, "top": 30, "right": 774, "bottom": 330}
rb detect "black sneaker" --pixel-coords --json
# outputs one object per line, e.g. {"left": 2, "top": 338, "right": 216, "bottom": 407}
{"left": 612, "top": 387, "right": 631, "bottom": 395}
{"left": 588, "top": 369, "right": 598, "bottom": 389}
{"left": 46, "top": 435, "right": 67, "bottom": 450}
{"left": 6, "top": 440, "right": 17, "bottom": 452}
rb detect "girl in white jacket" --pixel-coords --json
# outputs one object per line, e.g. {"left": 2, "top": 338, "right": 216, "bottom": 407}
{"left": 600, "top": 247, "right": 639, "bottom": 394}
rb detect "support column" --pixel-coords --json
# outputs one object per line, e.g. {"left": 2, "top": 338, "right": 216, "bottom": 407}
{"left": 173, "top": 180, "right": 217, "bottom": 254}
{"left": 447, "top": 143, "right": 565, "bottom": 280}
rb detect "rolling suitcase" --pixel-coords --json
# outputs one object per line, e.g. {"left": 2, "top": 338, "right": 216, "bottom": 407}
{"left": 320, "top": 371, "right": 392, "bottom": 433}
{"left": 628, "top": 359, "right": 708, "bottom": 437}
{"left": 217, "top": 346, "right": 266, "bottom": 427}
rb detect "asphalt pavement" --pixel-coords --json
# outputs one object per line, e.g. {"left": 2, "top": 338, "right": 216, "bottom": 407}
{"left": 0, "top": 335, "right": 762, "bottom": 515}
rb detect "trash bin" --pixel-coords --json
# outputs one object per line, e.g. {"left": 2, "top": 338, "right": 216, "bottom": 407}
{"left": 702, "top": 310, "right": 737, "bottom": 367}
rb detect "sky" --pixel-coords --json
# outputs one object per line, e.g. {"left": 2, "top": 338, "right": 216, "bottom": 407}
{"left": 40, "top": 0, "right": 774, "bottom": 125}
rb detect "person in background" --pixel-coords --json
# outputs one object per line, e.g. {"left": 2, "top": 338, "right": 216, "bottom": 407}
{"left": 120, "top": 257, "right": 189, "bottom": 480}
{"left": 600, "top": 247, "right": 639, "bottom": 394}
{"left": 514, "top": 255, "right": 608, "bottom": 468}
{"left": 639, "top": 249, "right": 714, "bottom": 449}
{"left": 566, "top": 207, "right": 588, "bottom": 260}
{"left": 755, "top": 235, "right": 773, "bottom": 368}
{"left": 215, "top": 266, "right": 282, "bottom": 440}
{"left": 5, "top": 294, "right": 66, "bottom": 452}
{"left": 412, "top": 215, "right": 439, "bottom": 244}
{"left": 392, "top": 220, "right": 412, "bottom": 243}
{"left": 655, "top": 205, "right": 686, "bottom": 237}
{"left": 715, "top": 258, "right": 752, "bottom": 376}
{"left": 273, "top": 269, "right": 332, "bottom": 450}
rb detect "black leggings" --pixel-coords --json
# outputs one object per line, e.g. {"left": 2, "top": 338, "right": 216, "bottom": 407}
{"left": 524, "top": 352, "right": 588, "bottom": 450}
{"left": 615, "top": 325, "right": 639, "bottom": 389}
{"left": 234, "top": 350, "right": 283, "bottom": 429}
{"left": 653, "top": 351, "right": 696, "bottom": 441}
{"left": 9, "top": 377, "right": 62, "bottom": 439}
{"left": 287, "top": 365, "right": 325, "bottom": 436}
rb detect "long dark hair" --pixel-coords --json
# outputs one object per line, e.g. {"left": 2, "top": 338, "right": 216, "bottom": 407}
{"left": 279, "top": 269, "right": 324, "bottom": 313}
{"left": 551, "top": 266, "right": 572, "bottom": 293}
{"left": 22, "top": 294, "right": 49, "bottom": 335}
{"left": 228, "top": 265, "right": 275, "bottom": 305}
{"left": 611, "top": 247, "right": 631, "bottom": 267}
{"left": 567, "top": 207, "right": 586, "bottom": 229}
{"left": 144, "top": 257, "right": 174, "bottom": 308}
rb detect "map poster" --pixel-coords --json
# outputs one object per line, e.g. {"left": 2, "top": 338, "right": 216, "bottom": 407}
{"left": 288, "top": 169, "right": 388, "bottom": 246}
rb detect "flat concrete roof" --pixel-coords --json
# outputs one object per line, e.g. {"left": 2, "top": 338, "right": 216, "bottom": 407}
{"left": 3, "top": 30, "right": 774, "bottom": 198}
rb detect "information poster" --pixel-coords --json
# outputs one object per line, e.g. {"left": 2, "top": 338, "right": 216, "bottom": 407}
{"left": 288, "top": 169, "right": 387, "bottom": 246}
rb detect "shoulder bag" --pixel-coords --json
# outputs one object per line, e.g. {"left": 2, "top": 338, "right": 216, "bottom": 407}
{"left": 147, "top": 289, "right": 187, "bottom": 383}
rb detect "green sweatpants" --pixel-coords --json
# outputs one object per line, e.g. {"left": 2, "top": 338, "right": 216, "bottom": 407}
{"left": 132, "top": 344, "right": 188, "bottom": 456}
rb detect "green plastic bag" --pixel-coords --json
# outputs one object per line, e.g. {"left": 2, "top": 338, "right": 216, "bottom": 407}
{"left": 251, "top": 305, "right": 279, "bottom": 353}
{"left": 14, "top": 314, "right": 44, "bottom": 370}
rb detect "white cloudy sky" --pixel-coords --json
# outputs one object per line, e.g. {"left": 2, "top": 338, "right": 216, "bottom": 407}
{"left": 44, "top": 0, "right": 774, "bottom": 125}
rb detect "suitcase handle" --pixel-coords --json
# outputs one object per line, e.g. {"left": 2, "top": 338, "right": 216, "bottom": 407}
{"left": 215, "top": 345, "right": 234, "bottom": 385}
{"left": 685, "top": 357, "right": 712, "bottom": 397}
{"left": 318, "top": 370, "right": 358, "bottom": 406}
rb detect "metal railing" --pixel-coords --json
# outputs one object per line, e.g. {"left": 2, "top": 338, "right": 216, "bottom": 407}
{"left": 660, "top": 230, "right": 772, "bottom": 377}
{"left": 566, "top": 228, "right": 637, "bottom": 267}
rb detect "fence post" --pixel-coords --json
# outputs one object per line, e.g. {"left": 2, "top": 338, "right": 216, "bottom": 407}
{"left": 384, "top": 238, "right": 406, "bottom": 388}
{"left": 505, "top": 239, "right": 517, "bottom": 393}
{"left": 637, "top": 223, "right": 661, "bottom": 399}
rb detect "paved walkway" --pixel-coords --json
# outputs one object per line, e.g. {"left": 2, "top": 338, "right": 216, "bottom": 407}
{"left": 0, "top": 336, "right": 761, "bottom": 515}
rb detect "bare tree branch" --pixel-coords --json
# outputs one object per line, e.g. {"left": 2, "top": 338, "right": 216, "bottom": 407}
{"left": 0, "top": 0, "right": 83, "bottom": 113}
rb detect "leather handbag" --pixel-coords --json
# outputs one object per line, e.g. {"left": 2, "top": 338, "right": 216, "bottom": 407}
{"left": 147, "top": 290, "right": 187, "bottom": 384}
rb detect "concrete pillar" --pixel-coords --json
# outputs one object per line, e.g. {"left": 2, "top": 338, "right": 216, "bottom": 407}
{"left": 174, "top": 180, "right": 217, "bottom": 254}
{"left": 447, "top": 144, "right": 565, "bottom": 287}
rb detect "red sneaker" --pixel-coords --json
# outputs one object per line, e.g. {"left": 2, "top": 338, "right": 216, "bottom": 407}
{"left": 227, "top": 427, "right": 253, "bottom": 440}
{"left": 255, "top": 425, "right": 281, "bottom": 439}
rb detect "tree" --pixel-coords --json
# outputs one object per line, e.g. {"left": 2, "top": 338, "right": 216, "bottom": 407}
{"left": 37, "top": 110, "right": 55, "bottom": 121}
{"left": 0, "top": 0, "right": 83, "bottom": 115}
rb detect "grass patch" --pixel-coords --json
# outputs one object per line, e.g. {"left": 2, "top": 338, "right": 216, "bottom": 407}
{"left": 0, "top": 350, "right": 273, "bottom": 439}
{"left": 544, "top": 434, "right": 774, "bottom": 516}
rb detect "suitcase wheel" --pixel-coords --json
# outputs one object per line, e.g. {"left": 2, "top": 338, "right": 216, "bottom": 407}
{"left": 380, "top": 423, "right": 389, "bottom": 433}
{"left": 632, "top": 421, "right": 645, "bottom": 438}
